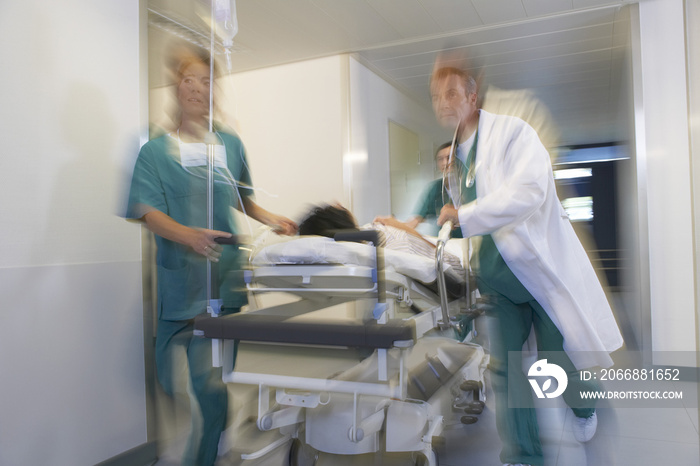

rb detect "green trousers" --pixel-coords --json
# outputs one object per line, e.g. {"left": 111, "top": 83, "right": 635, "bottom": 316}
{"left": 481, "top": 282, "right": 598, "bottom": 466}
{"left": 156, "top": 314, "right": 238, "bottom": 466}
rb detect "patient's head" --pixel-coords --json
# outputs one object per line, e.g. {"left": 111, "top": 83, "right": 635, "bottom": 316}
{"left": 298, "top": 204, "right": 357, "bottom": 237}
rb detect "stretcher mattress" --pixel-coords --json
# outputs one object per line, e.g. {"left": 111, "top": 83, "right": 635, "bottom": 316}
{"left": 251, "top": 235, "right": 466, "bottom": 296}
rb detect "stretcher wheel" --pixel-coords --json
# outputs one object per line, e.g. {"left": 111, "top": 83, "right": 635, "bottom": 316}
{"left": 288, "top": 438, "right": 319, "bottom": 466}
{"left": 464, "top": 400, "right": 485, "bottom": 415}
{"left": 413, "top": 447, "right": 439, "bottom": 466}
{"left": 459, "top": 380, "right": 482, "bottom": 392}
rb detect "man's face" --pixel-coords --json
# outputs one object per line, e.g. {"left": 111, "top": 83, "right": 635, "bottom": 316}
{"left": 436, "top": 146, "right": 451, "bottom": 173}
{"left": 430, "top": 73, "right": 476, "bottom": 129}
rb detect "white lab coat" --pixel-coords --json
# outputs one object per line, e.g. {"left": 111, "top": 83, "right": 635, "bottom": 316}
{"left": 458, "top": 110, "right": 623, "bottom": 370}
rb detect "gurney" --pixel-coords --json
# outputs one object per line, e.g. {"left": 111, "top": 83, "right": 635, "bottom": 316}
{"left": 195, "top": 227, "right": 489, "bottom": 465}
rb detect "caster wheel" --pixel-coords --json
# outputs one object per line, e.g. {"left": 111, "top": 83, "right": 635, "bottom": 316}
{"left": 464, "top": 400, "right": 485, "bottom": 415}
{"left": 288, "top": 438, "right": 319, "bottom": 466}
{"left": 459, "top": 380, "right": 483, "bottom": 392}
{"left": 414, "top": 448, "right": 438, "bottom": 466}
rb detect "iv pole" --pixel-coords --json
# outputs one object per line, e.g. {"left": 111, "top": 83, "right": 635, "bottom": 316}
{"left": 204, "top": 0, "right": 238, "bottom": 367}
{"left": 206, "top": 0, "right": 217, "bottom": 313}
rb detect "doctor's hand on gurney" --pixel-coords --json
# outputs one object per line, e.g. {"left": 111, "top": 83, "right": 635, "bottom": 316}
{"left": 438, "top": 204, "right": 460, "bottom": 229}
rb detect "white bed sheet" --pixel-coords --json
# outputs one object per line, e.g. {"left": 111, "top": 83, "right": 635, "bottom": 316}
{"left": 250, "top": 229, "right": 465, "bottom": 285}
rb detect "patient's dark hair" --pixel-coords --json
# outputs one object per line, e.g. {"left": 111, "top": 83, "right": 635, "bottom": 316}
{"left": 298, "top": 205, "right": 357, "bottom": 237}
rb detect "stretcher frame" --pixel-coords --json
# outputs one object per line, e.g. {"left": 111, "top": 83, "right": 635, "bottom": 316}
{"left": 195, "top": 229, "right": 486, "bottom": 465}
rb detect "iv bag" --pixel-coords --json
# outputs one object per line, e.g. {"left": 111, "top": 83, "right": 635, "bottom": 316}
{"left": 213, "top": 0, "right": 238, "bottom": 47}
{"left": 195, "top": 0, "right": 239, "bottom": 72}
{"left": 196, "top": 0, "right": 239, "bottom": 47}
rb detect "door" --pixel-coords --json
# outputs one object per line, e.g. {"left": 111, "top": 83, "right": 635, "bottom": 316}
{"left": 388, "top": 121, "right": 422, "bottom": 220}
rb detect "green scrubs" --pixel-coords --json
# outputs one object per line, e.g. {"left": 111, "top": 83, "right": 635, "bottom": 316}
{"left": 127, "top": 131, "right": 250, "bottom": 466}
{"left": 462, "top": 134, "right": 597, "bottom": 466}
{"left": 413, "top": 178, "right": 463, "bottom": 238}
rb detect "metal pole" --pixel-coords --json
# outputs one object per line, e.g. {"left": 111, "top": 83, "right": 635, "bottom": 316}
{"left": 206, "top": 0, "right": 216, "bottom": 305}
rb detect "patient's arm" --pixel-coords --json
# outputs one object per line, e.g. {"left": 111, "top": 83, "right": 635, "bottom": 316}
{"left": 373, "top": 215, "right": 435, "bottom": 249}
{"left": 405, "top": 216, "right": 423, "bottom": 230}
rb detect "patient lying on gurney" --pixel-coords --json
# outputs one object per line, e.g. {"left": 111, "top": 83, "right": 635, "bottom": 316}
{"left": 298, "top": 204, "right": 465, "bottom": 277}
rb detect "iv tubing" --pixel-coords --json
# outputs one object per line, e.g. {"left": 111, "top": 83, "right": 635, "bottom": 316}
{"left": 174, "top": 131, "right": 273, "bottom": 238}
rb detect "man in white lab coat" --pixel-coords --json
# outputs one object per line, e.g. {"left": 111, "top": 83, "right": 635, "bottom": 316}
{"left": 433, "top": 66, "right": 623, "bottom": 466}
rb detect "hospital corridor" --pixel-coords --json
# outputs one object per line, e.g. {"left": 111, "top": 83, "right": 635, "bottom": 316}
{"left": 1, "top": 1, "right": 699, "bottom": 466}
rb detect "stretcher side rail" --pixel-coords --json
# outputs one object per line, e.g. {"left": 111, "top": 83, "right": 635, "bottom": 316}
{"left": 194, "top": 312, "right": 416, "bottom": 349}
{"left": 245, "top": 264, "right": 378, "bottom": 295}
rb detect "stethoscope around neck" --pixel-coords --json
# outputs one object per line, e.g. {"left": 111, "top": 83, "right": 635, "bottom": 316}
{"left": 442, "top": 118, "right": 476, "bottom": 209}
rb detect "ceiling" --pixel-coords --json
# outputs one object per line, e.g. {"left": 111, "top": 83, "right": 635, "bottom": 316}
{"left": 148, "top": 0, "right": 634, "bottom": 147}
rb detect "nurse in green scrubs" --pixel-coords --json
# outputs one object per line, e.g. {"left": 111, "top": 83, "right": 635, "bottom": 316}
{"left": 127, "top": 47, "right": 296, "bottom": 466}
{"left": 407, "top": 143, "right": 463, "bottom": 239}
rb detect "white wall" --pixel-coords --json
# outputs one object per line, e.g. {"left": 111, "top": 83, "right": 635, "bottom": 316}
{"left": 348, "top": 57, "right": 448, "bottom": 225}
{"left": 0, "top": 1, "right": 147, "bottom": 465}
{"left": 632, "top": 0, "right": 697, "bottom": 359}
{"left": 688, "top": 0, "right": 700, "bottom": 358}
{"left": 219, "top": 55, "right": 349, "bottom": 227}
{"left": 617, "top": 38, "right": 642, "bottom": 349}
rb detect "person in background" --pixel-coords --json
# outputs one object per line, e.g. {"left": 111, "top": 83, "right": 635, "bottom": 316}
{"left": 405, "top": 142, "right": 463, "bottom": 238}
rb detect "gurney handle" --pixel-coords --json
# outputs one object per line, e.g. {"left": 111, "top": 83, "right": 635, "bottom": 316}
{"left": 437, "top": 220, "right": 453, "bottom": 245}
{"left": 332, "top": 229, "right": 380, "bottom": 246}
{"left": 214, "top": 235, "right": 241, "bottom": 245}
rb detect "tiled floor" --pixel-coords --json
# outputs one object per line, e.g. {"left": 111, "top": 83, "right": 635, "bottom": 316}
{"left": 443, "top": 378, "right": 699, "bottom": 466}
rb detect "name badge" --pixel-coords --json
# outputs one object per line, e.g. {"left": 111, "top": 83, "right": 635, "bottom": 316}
{"left": 179, "top": 143, "right": 227, "bottom": 168}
